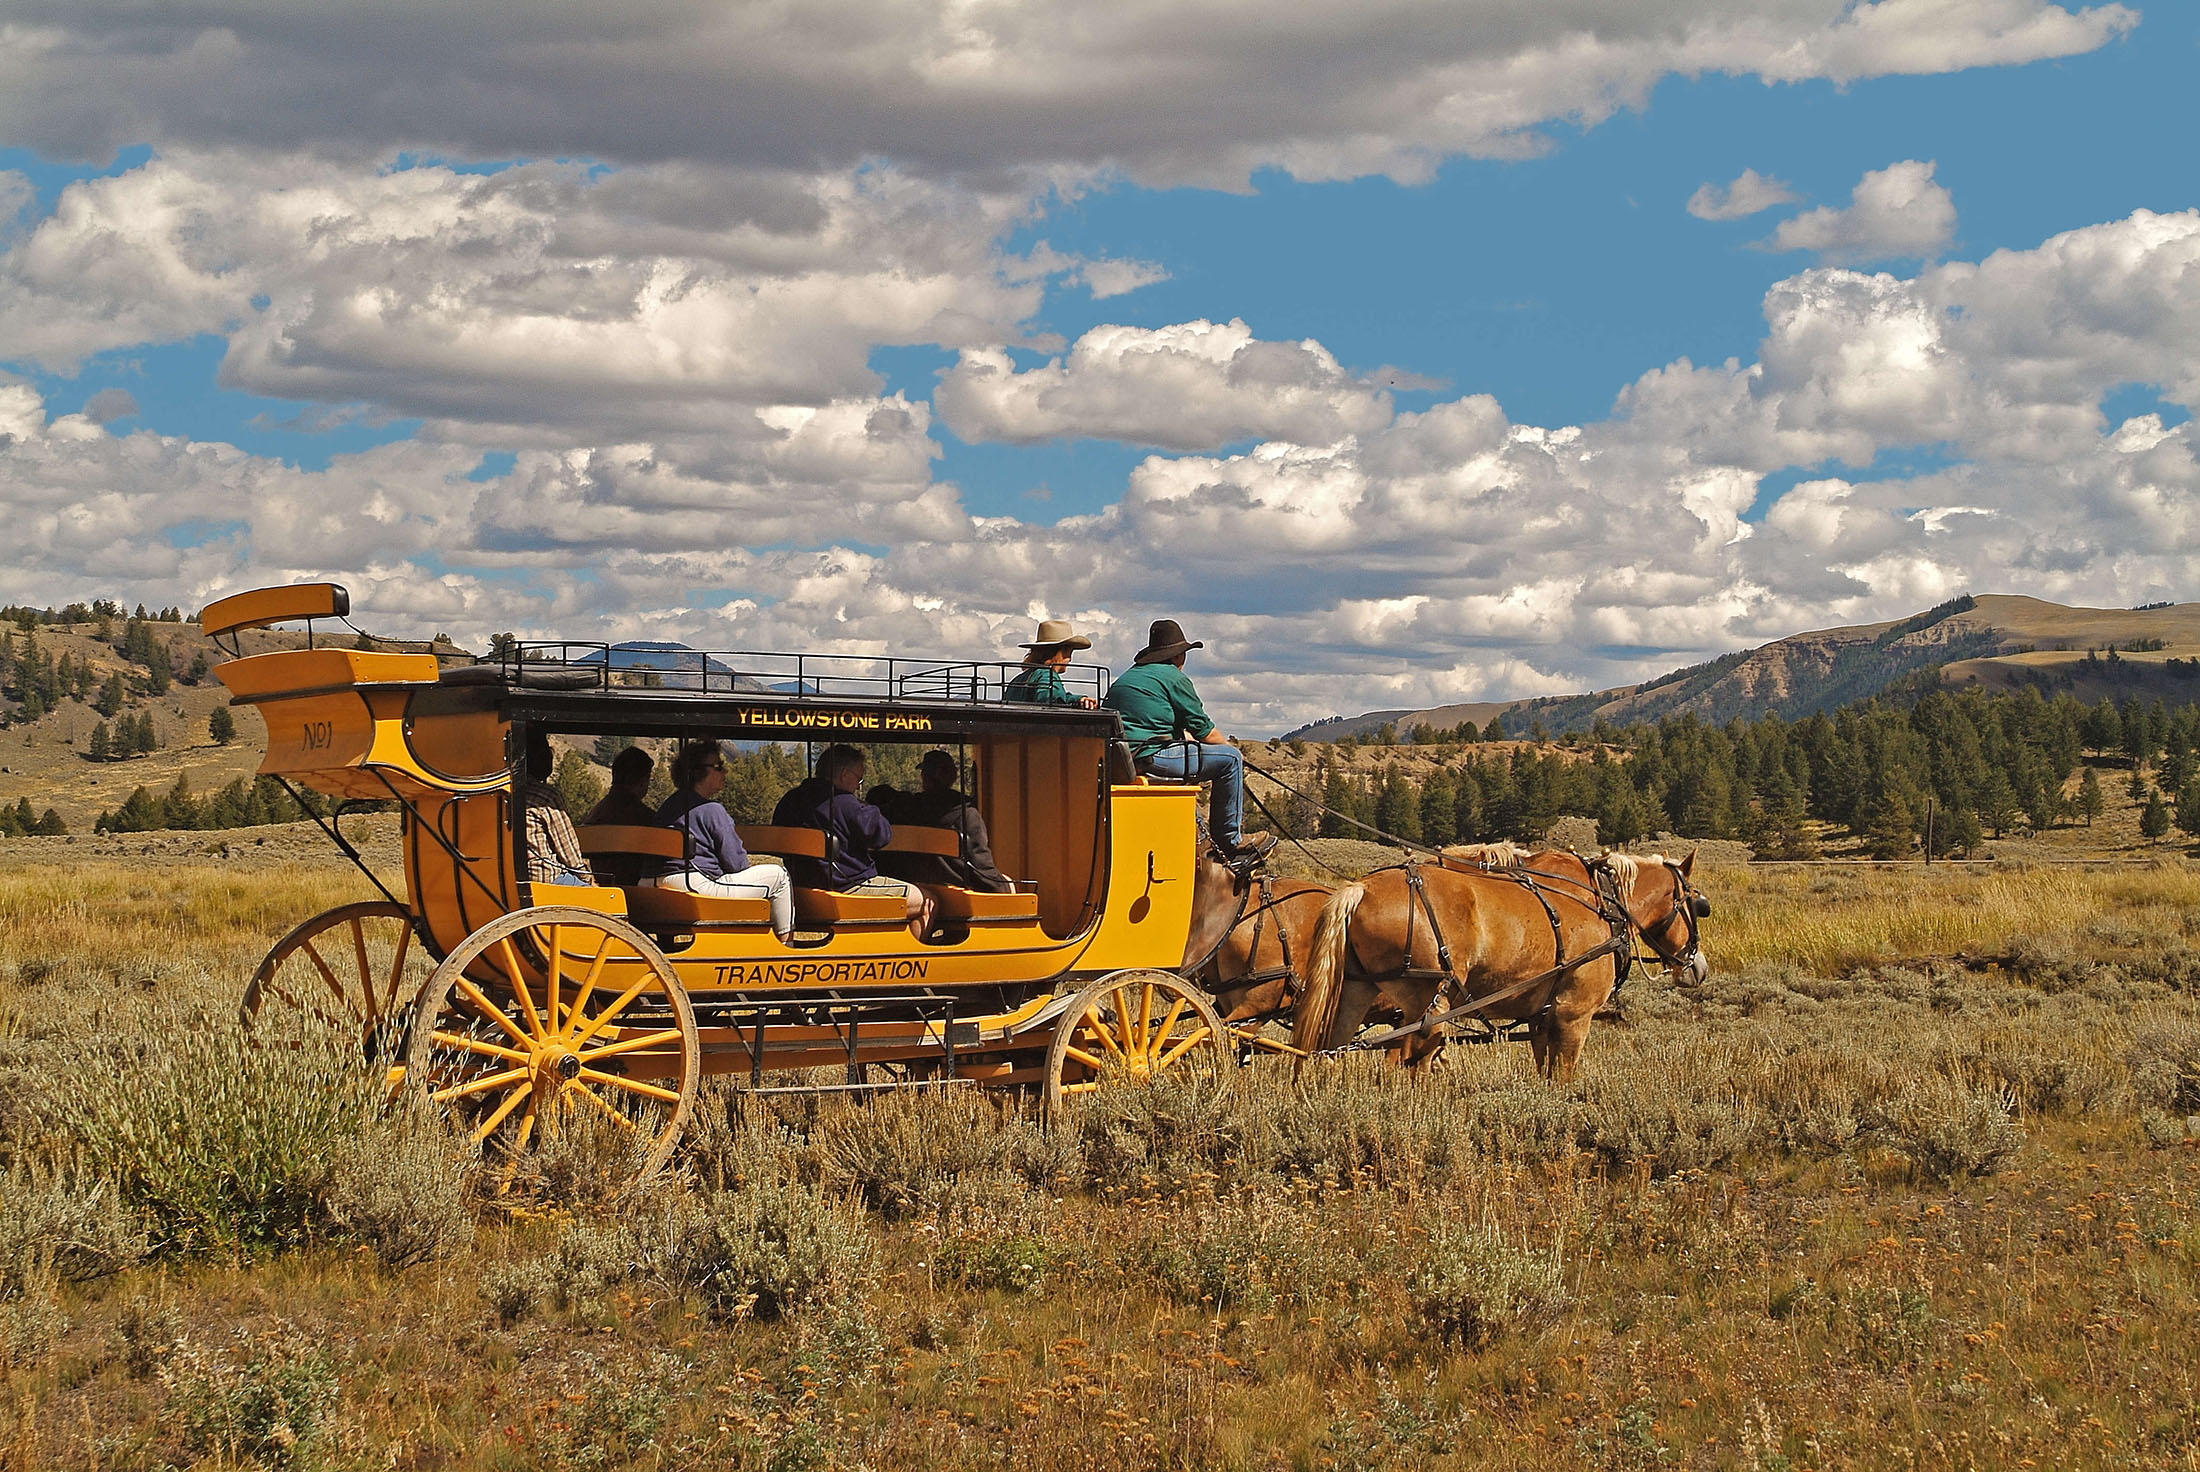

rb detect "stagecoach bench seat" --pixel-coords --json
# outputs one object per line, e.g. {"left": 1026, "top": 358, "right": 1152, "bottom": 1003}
{"left": 576, "top": 824, "right": 684, "bottom": 859}
{"left": 623, "top": 887, "right": 774, "bottom": 930}
{"left": 736, "top": 825, "right": 829, "bottom": 861}
{"left": 792, "top": 888, "right": 907, "bottom": 928}
{"left": 881, "top": 824, "right": 959, "bottom": 856}
{"left": 528, "top": 884, "right": 630, "bottom": 915}
{"left": 929, "top": 888, "right": 1040, "bottom": 924}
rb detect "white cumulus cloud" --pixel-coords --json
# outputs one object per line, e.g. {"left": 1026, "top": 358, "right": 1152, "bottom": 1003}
{"left": 1768, "top": 159, "right": 1958, "bottom": 263}
{"left": 1687, "top": 168, "right": 1799, "bottom": 221}
{"left": 0, "top": 2, "right": 2136, "bottom": 188}
{"left": 935, "top": 320, "right": 1393, "bottom": 452}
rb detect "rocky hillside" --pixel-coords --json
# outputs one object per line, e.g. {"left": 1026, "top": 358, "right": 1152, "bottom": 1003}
{"left": 1286, "top": 593, "right": 2200, "bottom": 740}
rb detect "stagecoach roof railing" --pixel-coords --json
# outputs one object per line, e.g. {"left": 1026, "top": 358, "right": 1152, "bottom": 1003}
{"left": 502, "top": 641, "right": 1110, "bottom": 706}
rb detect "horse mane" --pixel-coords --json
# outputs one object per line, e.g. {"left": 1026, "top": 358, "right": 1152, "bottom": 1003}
{"left": 1597, "top": 852, "right": 1678, "bottom": 886}
{"left": 1440, "top": 841, "right": 1533, "bottom": 869}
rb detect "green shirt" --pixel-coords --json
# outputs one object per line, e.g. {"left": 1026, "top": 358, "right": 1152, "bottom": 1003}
{"left": 1005, "top": 666, "right": 1077, "bottom": 705}
{"left": 1103, "top": 661, "right": 1215, "bottom": 757}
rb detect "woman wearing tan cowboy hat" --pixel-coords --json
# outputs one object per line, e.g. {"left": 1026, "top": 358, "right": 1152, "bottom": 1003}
{"left": 1102, "top": 619, "right": 1272, "bottom": 860}
{"left": 1005, "top": 619, "right": 1099, "bottom": 709}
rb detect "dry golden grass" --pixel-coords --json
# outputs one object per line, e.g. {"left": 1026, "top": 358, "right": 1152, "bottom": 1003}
{"left": 6, "top": 849, "right": 2200, "bottom": 1471}
{"left": 1700, "top": 857, "right": 2200, "bottom": 974}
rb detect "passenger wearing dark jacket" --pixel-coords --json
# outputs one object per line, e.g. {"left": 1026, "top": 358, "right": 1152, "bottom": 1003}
{"left": 773, "top": 744, "right": 932, "bottom": 937}
{"left": 869, "top": 749, "right": 1014, "bottom": 894}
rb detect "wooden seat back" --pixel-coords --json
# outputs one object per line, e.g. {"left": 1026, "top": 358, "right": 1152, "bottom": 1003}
{"left": 737, "top": 825, "right": 830, "bottom": 861}
{"left": 577, "top": 824, "right": 684, "bottom": 859}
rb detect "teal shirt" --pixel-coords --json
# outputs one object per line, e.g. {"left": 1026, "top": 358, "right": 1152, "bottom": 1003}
{"left": 1006, "top": 666, "right": 1078, "bottom": 705}
{"left": 1103, "top": 661, "right": 1215, "bottom": 757}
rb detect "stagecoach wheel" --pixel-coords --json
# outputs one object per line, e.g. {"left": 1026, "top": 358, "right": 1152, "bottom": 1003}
{"left": 1044, "top": 968, "right": 1234, "bottom": 1119}
{"left": 241, "top": 902, "right": 430, "bottom": 1064}
{"left": 401, "top": 906, "right": 699, "bottom": 1188}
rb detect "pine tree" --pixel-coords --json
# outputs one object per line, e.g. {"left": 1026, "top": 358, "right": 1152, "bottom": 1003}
{"left": 87, "top": 721, "right": 110, "bottom": 761}
{"left": 1417, "top": 769, "right": 1457, "bottom": 846}
{"left": 2077, "top": 767, "right": 2103, "bottom": 827}
{"left": 1863, "top": 789, "right": 1918, "bottom": 859}
{"left": 1373, "top": 766, "right": 1420, "bottom": 843}
{"left": 1319, "top": 768, "right": 1355, "bottom": 839}
{"left": 208, "top": 705, "right": 236, "bottom": 744}
{"left": 31, "top": 808, "right": 64, "bottom": 836}
{"left": 552, "top": 748, "right": 605, "bottom": 815}
{"left": 2141, "top": 790, "right": 2171, "bottom": 842}
{"left": 95, "top": 672, "right": 125, "bottom": 718}
{"left": 162, "top": 774, "right": 200, "bottom": 830}
{"left": 2175, "top": 783, "right": 2200, "bottom": 843}
{"left": 144, "top": 640, "right": 171, "bottom": 695}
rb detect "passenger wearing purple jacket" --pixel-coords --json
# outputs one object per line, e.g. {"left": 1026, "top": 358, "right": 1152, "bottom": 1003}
{"left": 773, "top": 743, "right": 932, "bottom": 938}
{"left": 651, "top": 741, "right": 794, "bottom": 940}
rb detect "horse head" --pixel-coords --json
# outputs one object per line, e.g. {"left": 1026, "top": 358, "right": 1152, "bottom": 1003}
{"left": 1604, "top": 850, "right": 1710, "bottom": 987}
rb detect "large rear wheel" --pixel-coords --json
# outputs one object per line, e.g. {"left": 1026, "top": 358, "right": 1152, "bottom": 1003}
{"left": 401, "top": 907, "right": 699, "bottom": 1189}
{"left": 241, "top": 901, "right": 429, "bottom": 1065}
{"left": 1044, "top": 968, "right": 1233, "bottom": 1118}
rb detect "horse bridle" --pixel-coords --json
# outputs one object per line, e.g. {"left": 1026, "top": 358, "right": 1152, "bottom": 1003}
{"left": 1630, "top": 859, "right": 1709, "bottom": 978}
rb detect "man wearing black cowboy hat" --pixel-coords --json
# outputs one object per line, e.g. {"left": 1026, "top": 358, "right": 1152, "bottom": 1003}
{"left": 1104, "top": 619, "right": 1272, "bottom": 860}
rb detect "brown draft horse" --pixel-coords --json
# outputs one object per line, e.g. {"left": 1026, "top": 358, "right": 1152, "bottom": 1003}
{"left": 1287, "top": 847, "right": 1710, "bottom": 1079}
{"left": 1177, "top": 842, "right": 1336, "bottom": 1023}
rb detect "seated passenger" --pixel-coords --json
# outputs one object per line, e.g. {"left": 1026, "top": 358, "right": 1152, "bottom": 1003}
{"left": 583, "top": 745, "right": 660, "bottom": 828}
{"left": 774, "top": 743, "right": 933, "bottom": 937}
{"left": 519, "top": 731, "right": 592, "bottom": 888}
{"left": 652, "top": 740, "right": 794, "bottom": 940}
{"left": 870, "top": 749, "right": 1013, "bottom": 894}
{"left": 1005, "top": 619, "right": 1100, "bottom": 708}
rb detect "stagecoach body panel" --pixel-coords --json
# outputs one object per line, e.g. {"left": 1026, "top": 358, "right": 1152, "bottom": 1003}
{"left": 216, "top": 583, "right": 1206, "bottom": 1015}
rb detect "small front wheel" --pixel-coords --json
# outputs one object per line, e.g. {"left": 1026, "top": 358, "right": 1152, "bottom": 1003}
{"left": 1044, "top": 968, "right": 1233, "bottom": 1118}
{"left": 401, "top": 907, "right": 699, "bottom": 1189}
{"left": 241, "top": 902, "right": 429, "bottom": 1064}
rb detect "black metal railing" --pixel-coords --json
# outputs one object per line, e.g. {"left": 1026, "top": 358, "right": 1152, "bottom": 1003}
{"left": 502, "top": 642, "right": 1109, "bottom": 706}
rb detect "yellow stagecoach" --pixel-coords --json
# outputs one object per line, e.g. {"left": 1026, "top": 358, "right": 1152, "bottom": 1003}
{"left": 211, "top": 582, "right": 1239, "bottom": 1178}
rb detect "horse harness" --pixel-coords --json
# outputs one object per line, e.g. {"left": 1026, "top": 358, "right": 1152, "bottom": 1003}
{"left": 1330, "top": 854, "right": 1664, "bottom": 1056}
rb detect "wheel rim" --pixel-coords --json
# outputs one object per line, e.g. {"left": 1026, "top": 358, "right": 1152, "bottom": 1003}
{"left": 241, "top": 901, "right": 428, "bottom": 1064}
{"left": 402, "top": 906, "right": 698, "bottom": 1188}
{"left": 1045, "top": 968, "right": 1232, "bottom": 1117}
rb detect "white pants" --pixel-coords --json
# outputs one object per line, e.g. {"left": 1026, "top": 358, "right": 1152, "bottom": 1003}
{"left": 655, "top": 864, "right": 793, "bottom": 938}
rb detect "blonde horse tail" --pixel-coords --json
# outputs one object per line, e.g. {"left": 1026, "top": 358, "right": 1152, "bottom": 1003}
{"left": 1290, "top": 883, "right": 1366, "bottom": 1057}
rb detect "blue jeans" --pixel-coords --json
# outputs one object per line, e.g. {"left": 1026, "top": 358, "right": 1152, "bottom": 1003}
{"left": 1140, "top": 741, "right": 1244, "bottom": 847}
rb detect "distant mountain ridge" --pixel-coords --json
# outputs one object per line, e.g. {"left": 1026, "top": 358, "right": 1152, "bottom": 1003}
{"left": 1284, "top": 594, "right": 2200, "bottom": 740}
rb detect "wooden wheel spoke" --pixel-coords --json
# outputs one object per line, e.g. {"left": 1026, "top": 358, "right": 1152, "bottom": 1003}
{"left": 1061, "top": 1043, "right": 1106, "bottom": 1071}
{"left": 1149, "top": 997, "right": 1188, "bottom": 1058}
{"left": 387, "top": 923, "right": 414, "bottom": 1010}
{"left": 468, "top": 1081, "right": 534, "bottom": 1143}
{"left": 348, "top": 916, "right": 377, "bottom": 1021}
{"left": 541, "top": 923, "right": 563, "bottom": 1033}
{"left": 1084, "top": 1005, "right": 1128, "bottom": 1060}
{"left": 565, "top": 931, "right": 616, "bottom": 1038}
{"left": 578, "top": 1028, "right": 685, "bottom": 1062}
{"left": 578, "top": 1068, "right": 679, "bottom": 1103}
{"left": 429, "top": 1030, "right": 530, "bottom": 1065}
{"left": 1115, "top": 989, "right": 1141, "bottom": 1055}
{"left": 567, "top": 1083, "right": 641, "bottom": 1131}
{"left": 495, "top": 1105, "right": 539, "bottom": 1194}
{"left": 432, "top": 1065, "right": 532, "bottom": 1104}
{"left": 569, "top": 974, "right": 655, "bottom": 1050}
{"left": 297, "top": 940, "right": 365, "bottom": 1019}
{"left": 1063, "top": 1081, "right": 1100, "bottom": 1095}
{"left": 495, "top": 938, "right": 545, "bottom": 1039}
{"left": 453, "top": 978, "right": 532, "bottom": 1047}
{"left": 1155, "top": 1026, "right": 1214, "bottom": 1071}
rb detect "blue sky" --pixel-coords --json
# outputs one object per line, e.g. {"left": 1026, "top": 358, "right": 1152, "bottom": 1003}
{"left": 0, "top": 1, "right": 2194, "bottom": 729}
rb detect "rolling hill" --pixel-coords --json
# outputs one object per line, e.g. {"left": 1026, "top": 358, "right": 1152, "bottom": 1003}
{"left": 1284, "top": 594, "right": 2200, "bottom": 741}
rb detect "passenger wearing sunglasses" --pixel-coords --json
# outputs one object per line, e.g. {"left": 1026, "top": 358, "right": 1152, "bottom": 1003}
{"left": 650, "top": 739, "right": 794, "bottom": 940}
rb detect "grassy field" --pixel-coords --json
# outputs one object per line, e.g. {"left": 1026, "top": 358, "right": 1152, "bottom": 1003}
{"left": 4, "top": 851, "right": 2200, "bottom": 1470}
